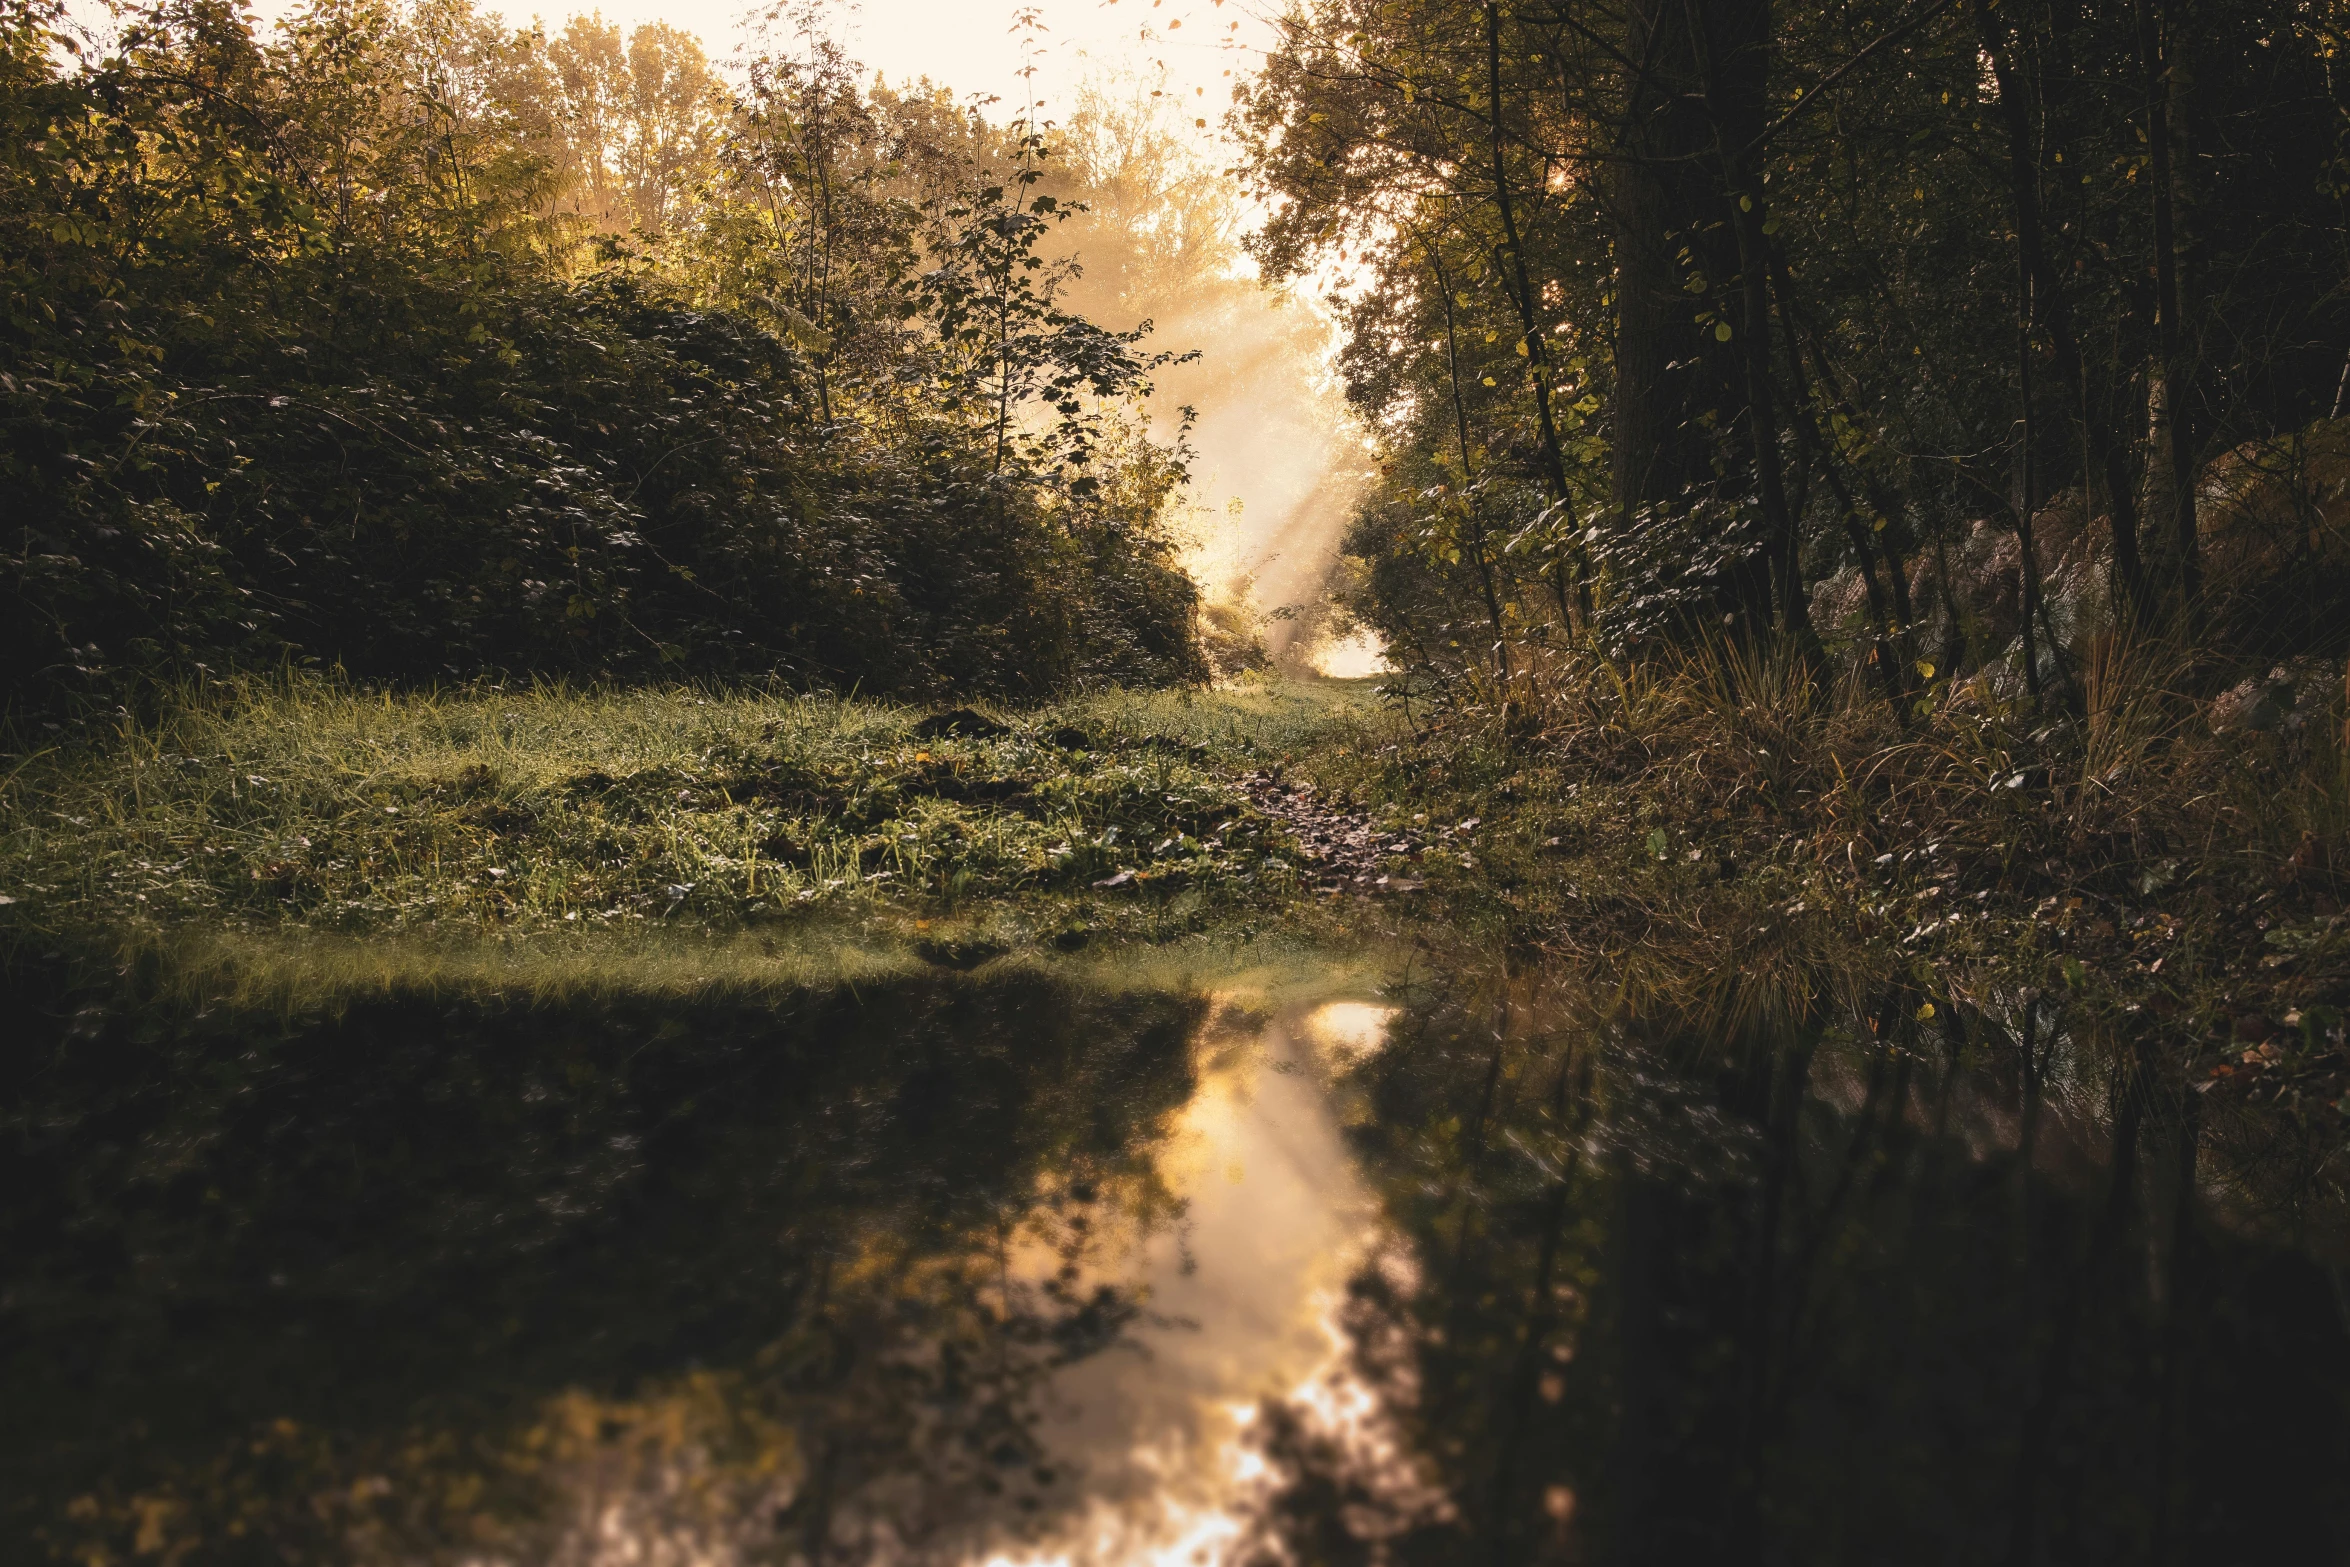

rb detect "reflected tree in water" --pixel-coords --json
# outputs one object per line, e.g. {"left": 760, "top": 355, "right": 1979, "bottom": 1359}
{"left": 1236, "top": 964, "right": 2350, "bottom": 1565}
{"left": 2, "top": 956, "right": 1205, "bottom": 1565}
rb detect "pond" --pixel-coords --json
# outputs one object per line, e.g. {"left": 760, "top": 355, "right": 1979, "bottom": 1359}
{"left": 5, "top": 935, "right": 2347, "bottom": 1564}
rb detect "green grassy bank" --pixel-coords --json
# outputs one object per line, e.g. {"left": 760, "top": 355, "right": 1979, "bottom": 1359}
{"left": 11, "top": 659, "right": 2350, "bottom": 1131}
{"left": 0, "top": 677, "right": 1402, "bottom": 954}
{"left": 6, "top": 657, "right": 2349, "bottom": 1212}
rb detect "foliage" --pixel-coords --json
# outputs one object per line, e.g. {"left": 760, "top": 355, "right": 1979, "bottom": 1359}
{"left": 1299, "top": 631, "right": 2350, "bottom": 1138}
{"left": 0, "top": 0, "right": 1205, "bottom": 716}
{"left": 1236, "top": 0, "right": 2350, "bottom": 687}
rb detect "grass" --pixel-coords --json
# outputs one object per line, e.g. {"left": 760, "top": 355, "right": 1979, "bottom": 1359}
{"left": 10, "top": 917, "right": 1411, "bottom": 1029}
{"left": 0, "top": 674, "right": 1390, "bottom": 950}
{"left": 1305, "top": 634, "right": 2350, "bottom": 1138}
{"left": 13, "top": 647, "right": 2346, "bottom": 1147}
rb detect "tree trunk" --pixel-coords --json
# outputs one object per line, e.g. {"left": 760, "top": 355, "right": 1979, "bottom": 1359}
{"left": 2135, "top": 0, "right": 2199, "bottom": 611}
{"left": 1615, "top": 0, "right": 1789, "bottom": 638}
{"left": 1612, "top": 0, "right": 1739, "bottom": 529}
{"left": 1425, "top": 229, "right": 1514, "bottom": 680}
{"left": 1695, "top": 0, "right": 1807, "bottom": 642}
{"left": 1483, "top": 0, "right": 1585, "bottom": 624}
{"left": 1975, "top": 0, "right": 2152, "bottom": 626}
{"left": 2015, "top": 238, "right": 2046, "bottom": 698}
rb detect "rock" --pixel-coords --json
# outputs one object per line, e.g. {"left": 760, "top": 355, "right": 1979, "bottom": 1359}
{"left": 2209, "top": 658, "right": 2336, "bottom": 735}
{"left": 2209, "top": 678, "right": 2282, "bottom": 734}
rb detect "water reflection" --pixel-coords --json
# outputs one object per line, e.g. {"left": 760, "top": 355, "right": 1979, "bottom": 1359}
{"left": 7, "top": 944, "right": 2349, "bottom": 1565}
{"left": 997, "top": 996, "right": 1384, "bottom": 1567}
{"left": 4, "top": 948, "right": 1216, "bottom": 1565}
{"left": 1237, "top": 965, "right": 2350, "bottom": 1566}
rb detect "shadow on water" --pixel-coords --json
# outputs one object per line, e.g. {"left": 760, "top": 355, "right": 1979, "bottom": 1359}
{"left": 6, "top": 936, "right": 2350, "bottom": 1565}
{"left": 3, "top": 941, "right": 1218, "bottom": 1565}
{"left": 1238, "top": 964, "right": 2350, "bottom": 1567}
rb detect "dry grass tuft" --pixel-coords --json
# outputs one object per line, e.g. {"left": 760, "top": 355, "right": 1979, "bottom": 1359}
{"left": 1309, "top": 632, "right": 2350, "bottom": 1151}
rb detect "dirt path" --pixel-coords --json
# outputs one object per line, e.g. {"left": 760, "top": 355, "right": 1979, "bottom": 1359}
{"left": 1236, "top": 772, "right": 1468, "bottom": 895}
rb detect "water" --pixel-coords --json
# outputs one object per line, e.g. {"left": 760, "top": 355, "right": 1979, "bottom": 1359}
{"left": 6, "top": 940, "right": 2348, "bottom": 1564}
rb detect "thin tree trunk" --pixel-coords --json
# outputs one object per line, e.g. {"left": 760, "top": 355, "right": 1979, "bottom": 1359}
{"left": 1425, "top": 230, "right": 1513, "bottom": 679}
{"left": 1734, "top": 199, "right": 1809, "bottom": 641}
{"left": 2015, "top": 238, "right": 2045, "bottom": 698}
{"left": 801, "top": 83, "right": 837, "bottom": 426}
{"left": 1976, "top": 0, "right": 2151, "bottom": 625}
{"left": 1484, "top": 0, "right": 1587, "bottom": 622}
{"left": 1773, "top": 257, "right": 1919, "bottom": 682}
{"left": 2134, "top": 0, "right": 2198, "bottom": 611}
{"left": 1774, "top": 278, "right": 1904, "bottom": 705}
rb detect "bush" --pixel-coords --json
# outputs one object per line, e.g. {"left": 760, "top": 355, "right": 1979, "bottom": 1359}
{"left": 0, "top": 0, "right": 1204, "bottom": 715}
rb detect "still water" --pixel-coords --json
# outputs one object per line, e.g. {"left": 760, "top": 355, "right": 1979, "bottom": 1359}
{"left": 6, "top": 939, "right": 2348, "bottom": 1564}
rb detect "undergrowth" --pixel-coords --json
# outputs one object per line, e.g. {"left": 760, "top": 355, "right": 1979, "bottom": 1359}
{"left": 9, "top": 652, "right": 2347, "bottom": 1210}
{"left": 17, "top": 646, "right": 2350, "bottom": 1150}
{"left": 1317, "top": 637, "right": 2350, "bottom": 1138}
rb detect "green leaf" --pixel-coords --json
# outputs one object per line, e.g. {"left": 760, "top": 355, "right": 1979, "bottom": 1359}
{"left": 1713, "top": 322, "right": 1733, "bottom": 342}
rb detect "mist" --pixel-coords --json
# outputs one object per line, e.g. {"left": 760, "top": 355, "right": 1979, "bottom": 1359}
{"left": 1047, "top": 76, "right": 1379, "bottom": 673}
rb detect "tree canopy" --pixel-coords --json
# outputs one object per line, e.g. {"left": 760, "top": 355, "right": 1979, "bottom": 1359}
{"left": 1235, "top": 0, "right": 2350, "bottom": 693}
{"left": 0, "top": 0, "right": 1209, "bottom": 712}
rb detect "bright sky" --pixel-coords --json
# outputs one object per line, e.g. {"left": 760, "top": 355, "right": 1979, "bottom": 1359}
{"left": 64, "top": 0, "right": 1291, "bottom": 140}
{"left": 59, "top": 0, "right": 1289, "bottom": 150}
{"left": 785, "top": 1, "right": 1278, "bottom": 131}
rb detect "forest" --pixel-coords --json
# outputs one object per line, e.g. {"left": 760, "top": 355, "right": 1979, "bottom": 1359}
{"left": 11, "top": 0, "right": 2350, "bottom": 706}
{"left": 1247, "top": 0, "right": 2350, "bottom": 687}
{"left": 9, "top": 0, "right": 2350, "bottom": 1558}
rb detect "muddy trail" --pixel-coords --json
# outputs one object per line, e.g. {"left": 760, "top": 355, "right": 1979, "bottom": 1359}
{"left": 1235, "top": 771, "right": 1479, "bottom": 896}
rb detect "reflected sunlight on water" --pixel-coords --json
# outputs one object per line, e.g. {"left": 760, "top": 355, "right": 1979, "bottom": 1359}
{"left": 19, "top": 941, "right": 2349, "bottom": 1564}
{"left": 991, "top": 999, "right": 1394, "bottom": 1567}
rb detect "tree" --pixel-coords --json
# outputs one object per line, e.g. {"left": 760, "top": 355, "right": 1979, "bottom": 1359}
{"left": 1237, "top": 0, "right": 2350, "bottom": 691}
